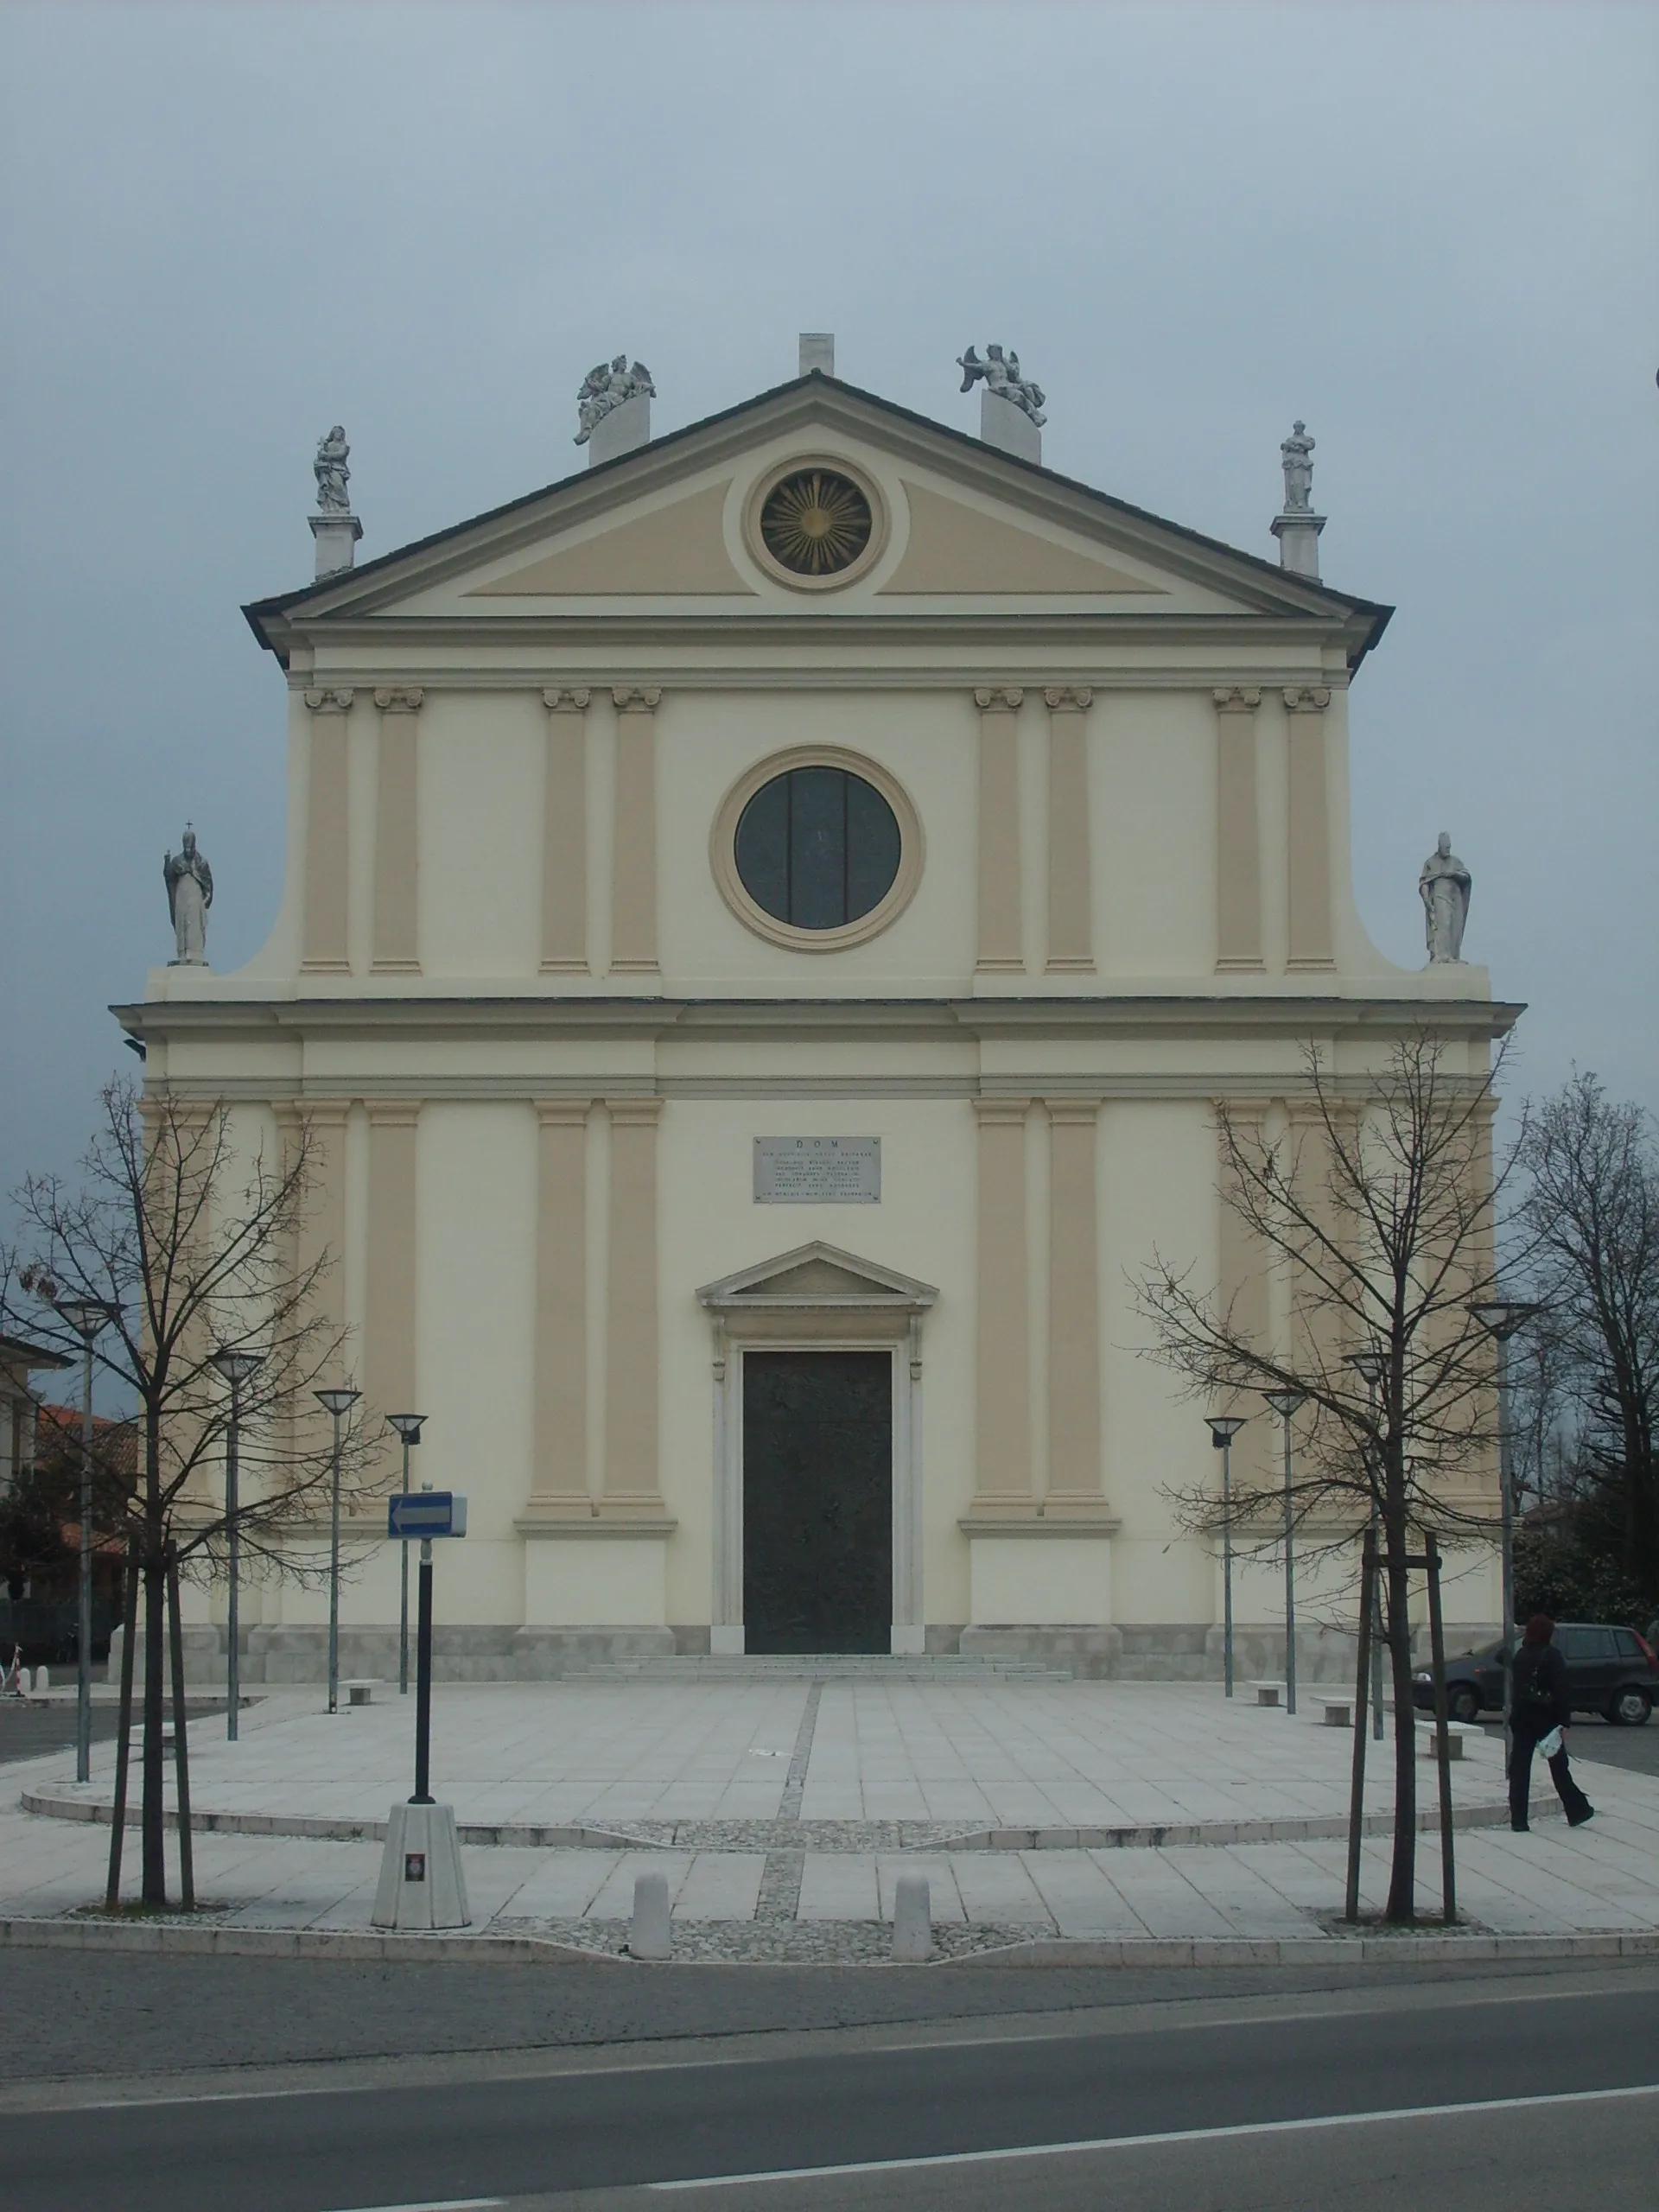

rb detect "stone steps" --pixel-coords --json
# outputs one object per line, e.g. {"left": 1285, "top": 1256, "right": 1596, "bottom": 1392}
{"left": 570, "top": 1655, "right": 1074, "bottom": 1684}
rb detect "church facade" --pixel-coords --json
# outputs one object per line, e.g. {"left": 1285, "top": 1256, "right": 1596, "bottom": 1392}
{"left": 121, "top": 346, "right": 1513, "bottom": 1676}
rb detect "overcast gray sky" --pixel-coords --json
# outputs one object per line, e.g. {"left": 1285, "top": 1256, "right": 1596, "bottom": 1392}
{"left": 2, "top": 0, "right": 1655, "bottom": 1211}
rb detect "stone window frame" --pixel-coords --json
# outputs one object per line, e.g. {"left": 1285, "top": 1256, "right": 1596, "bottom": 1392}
{"left": 710, "top": 743, "right": 925, "bottom": 953}
{"left": 741, "top": 453, "right": 892, "bottom": 594}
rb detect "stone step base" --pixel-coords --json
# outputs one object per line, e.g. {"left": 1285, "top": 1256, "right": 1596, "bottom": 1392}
{"left": 575, "top": 1656, "right": 1073, "bottom": 1683}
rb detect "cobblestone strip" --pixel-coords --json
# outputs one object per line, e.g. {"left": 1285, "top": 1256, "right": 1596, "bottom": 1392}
{"left": 756, "top": 1680, "right": 823, "bottom": 1923}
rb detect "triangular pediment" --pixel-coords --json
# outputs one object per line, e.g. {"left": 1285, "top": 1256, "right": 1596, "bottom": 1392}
{"left": 245, "top": 374, "right": 1389, "bottom": 664}
{"left": 697, "top": 1241, "right": 939, "bottom": 1312}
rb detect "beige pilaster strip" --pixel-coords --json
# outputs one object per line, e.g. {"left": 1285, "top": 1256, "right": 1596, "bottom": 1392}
{"left": 541, "top": 689, "right": 591, "bottom": 973}
{"left": 1216, "top": 1098, "right": 1275, "bottom": 1496}
{"left": 1212, "top": 689, "right": 1264, "bottom": 970}
{"left": 363, "top": 1101, "right": 419, "bottom": 1423}
{"left": 524, "top": 1099, "right": 592, "bottom": 1515}
{"left": 302, "top": 690, "right": 353, "bottom": 971}
{"left": 974, "top": 688, "right": 1024, "bottom": 971}
{"left": 1286, "top": 1097, "right": 1345, "bottom": 1376}
{"left": 970, "top": 1097, "right": 1033, "bottom": 1510}
{"left": 602, "top": 1097, "right": 664, "bottom": 1510}
{"left": 1046, "top": 1099, "right": 1104, "bottom": 1507}
{"left": 283, "top": 1097, "right": 354, "bottom": 1459}
{"left": 1284, "top": 687, "right": 1334, "bottom": 969}
{"left": 1044, "top": 688, "right": 1095, "bottom": 971}
{"left": 609, "top": 687, "right": 661, "bottom": 975}
{"left": 371, "top": 689, "right": 423, "bottom": 973}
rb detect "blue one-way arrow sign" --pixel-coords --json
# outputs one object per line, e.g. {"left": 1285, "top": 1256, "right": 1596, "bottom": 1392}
{"left": 387, "top": 1491, "right": 468, "bottom": 1540}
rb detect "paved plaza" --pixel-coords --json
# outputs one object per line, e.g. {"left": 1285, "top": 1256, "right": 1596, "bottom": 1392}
{"left": 3, "top": 1679, "right": 1657, "bottom": 1957}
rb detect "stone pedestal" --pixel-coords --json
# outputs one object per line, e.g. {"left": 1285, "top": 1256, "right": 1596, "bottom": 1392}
{"left": 1270, "top": 510, "right": 1325, "bottom": 579}
{"left": 309, "top": 511, "right": 363, "bottom": 578}
{"left": 372, "top": 1801, "right": 470, "bottom": 1930}
{"left": 980, "top": 390, "right": 1041, "bottom": 464}
{"left": 586, "top": 392, "right": 651, "bottom": 466}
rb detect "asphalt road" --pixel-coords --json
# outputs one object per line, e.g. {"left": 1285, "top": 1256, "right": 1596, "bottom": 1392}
{"left": 2, "top": 1962, "right": 1656, "bottom": 2212}
{"left": 0, "top": 1696, "right": 231, "bottom": 1765}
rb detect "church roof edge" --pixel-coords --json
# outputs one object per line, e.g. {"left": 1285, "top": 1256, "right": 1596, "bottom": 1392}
{"left": 243, "top": 370, "right": 1393, "bottom": 667}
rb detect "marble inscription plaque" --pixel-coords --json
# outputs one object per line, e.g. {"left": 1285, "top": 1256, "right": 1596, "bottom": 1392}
{"left": 753, "top": 1136, "right": 880, "bottom": 1204}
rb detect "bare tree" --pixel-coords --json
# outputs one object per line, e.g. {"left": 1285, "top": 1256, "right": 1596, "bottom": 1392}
{"left": 1136, "top": 1033, "right": 1514, "bottom": 1923}
{"left": 1516, "top": 1072, "right": 1659, "bottom": 1607}
{"left": 3, "top": 1080, "right": 374, "bottom": 1908}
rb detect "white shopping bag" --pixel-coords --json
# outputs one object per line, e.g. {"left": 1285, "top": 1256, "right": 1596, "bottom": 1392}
{"left": 1537, "top": 1726, "right": 1563, "bottom": 1760}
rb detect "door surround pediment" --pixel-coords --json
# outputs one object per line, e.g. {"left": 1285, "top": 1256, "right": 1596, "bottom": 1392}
{"left": 696, "top": 1241, "right": 938, "bottom": 1323}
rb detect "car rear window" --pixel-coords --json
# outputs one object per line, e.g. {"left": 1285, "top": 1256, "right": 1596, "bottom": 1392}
{"left": 1613, "top": 1630, "right": 1643, "bottom": 1658}
{"left": 1560, "top": 1627, "right": 1617, "bottom": 1659}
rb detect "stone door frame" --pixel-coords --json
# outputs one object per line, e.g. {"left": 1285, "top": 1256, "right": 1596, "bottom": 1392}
{"left": 696, "top": 1243, "right": 938, "bottom": 1656}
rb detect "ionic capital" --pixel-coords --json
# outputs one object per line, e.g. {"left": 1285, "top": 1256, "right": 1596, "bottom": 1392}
{"left": 302, "top": 687, "right": 354, "bottom": 714}
{"left": 973, "top": 687, "right": 1024, "bottom": 713}
{"left": 972, "top": 1095, "right": 1033, "bottom": 1125}
{"left": 1212, "top": 686, "right": 1262, "bottom": 714}
{"left": 372, "top": 686, "right": 425, "bottom": 715}
{"left": 1282, "top": 685, "right": 1332, "bottom": 714}
{"left": 543, "top": 687, "right": 592, "bottom": 714}
{"left": 1043, "top": 686, "right": 1093, "bottom": 712}
{"left": 612, "top": 686, "right": 662, "bottom": 715}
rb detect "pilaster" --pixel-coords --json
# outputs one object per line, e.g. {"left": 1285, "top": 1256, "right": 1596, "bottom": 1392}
{"left": 1045, "top": 1098, "right": 1108, "bottom": 1511}
{"left": 371, "top": 689, "right": 423, "bottom": 973}
{"left": 1284, "top": 687, "right": 1334, "bottom": 969}
{"left": 1044, "top": 688, "right": 1094, "bottom": 971}
{"left": 1212, "top": 689, "right": 1263, "bottom": 971}
{"left": 363, "top": 1100, "right": 419, "bottom": 1424}
{"left": 610, "top": 687, "right": 661, "bottom": 975}
{"left": 974, "top": 688, "right": 1024, "bottom": 971}
{"left": 301, "top": 690, "right": 354, "bottom": 971}
{"left": 541, "top": 689, "right": 590, "bottom": 973}
{"left": 969, "top": 1097, "right": 1033, "bottom": 1511}
{"left": 521, "top": 1099, "right": 593, "bottom": 1521}
{"left": 601, "top": 1097, "right": 666, "bottom": 1513}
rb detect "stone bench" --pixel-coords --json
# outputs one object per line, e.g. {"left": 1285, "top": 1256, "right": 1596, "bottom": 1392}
{"left": 1248, "top": 1681, "right": 1287, "bottom": 1707}
{"left": 342, "top": 1679, "right": 381, "bottom": 1707}
{"left": 1316, "top": 1695, "right": 1354, "bottom": 1727}
{"left": 1417, "top": 1719, "right": 1481, "bottom": 1761}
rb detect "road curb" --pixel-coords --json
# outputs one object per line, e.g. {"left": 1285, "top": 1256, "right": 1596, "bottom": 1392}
{"left": 938, "top": 1930, "right": 1659, "bottom": 1967}
{"left": 0, "top": 1916, "right": 628, "bottom": 1967}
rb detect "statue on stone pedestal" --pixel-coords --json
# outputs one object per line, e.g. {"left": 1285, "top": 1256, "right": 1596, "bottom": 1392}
{"left": 1418, "top": 832, "right": 1471, "bottom": 963}
{"left": 957, "top": 344, "right": 1047, "bottom": 427}
{"left": 1280, "top": 420, "right": 1315, "bottom": 512}
{"left": 163, "top": 826, "right": 213, "bottom": 965}
{"left": 575, "top": 356, "right": 656, "bottom": 445}
{"left": 314, "top": 426, "right": 352, "bottom": 512}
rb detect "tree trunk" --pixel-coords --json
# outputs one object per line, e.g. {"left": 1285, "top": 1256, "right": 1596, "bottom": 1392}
{"left": 1383, "top": 1537, "right": 1418, "bottom": 1922}
{"left": 141, "top": 1548, "right": 168, "bottom": 1907}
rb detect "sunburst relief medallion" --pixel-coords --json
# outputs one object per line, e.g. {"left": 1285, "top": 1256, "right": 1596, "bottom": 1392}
{"left": 758, "top": 468, "right": 874, "bottom": 577}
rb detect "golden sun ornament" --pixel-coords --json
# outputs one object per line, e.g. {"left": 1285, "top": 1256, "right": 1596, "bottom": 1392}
{"left": 759, "top": 469, "right": 874, "bottom": 576}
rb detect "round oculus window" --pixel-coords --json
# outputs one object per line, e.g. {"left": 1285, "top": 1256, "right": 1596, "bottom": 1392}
{"left": 734, "top": 765, "right": 901, "bottom": 931}
{"left": 757, "top": 468, "right": 874, "bottom": 578}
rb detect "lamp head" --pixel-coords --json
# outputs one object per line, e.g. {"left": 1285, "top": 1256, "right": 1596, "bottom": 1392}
{"left": 1346, "top": 1349, "right": 1384, "bottom": 1388}
{"left": 211, "top": 1346, "right": 264, "bottom": 1387}
{"left": 314, "top": 1387, "right": 360, "bottom": 1418}
{"left": 1263, "top": 1389, "right": 1307, "bottom": 1420}
{"left": 385, "top": 1413, "right": 426, "bottom": 1444}
{"left": 1206, "top": 1415, "right": 1246, "bottom": 1447}
{"left": 54, "top": 1297, "right": 113, "bottom": 1344}
{"left": 1468, "top": 1300, "right": 1541, "bottom": 1343}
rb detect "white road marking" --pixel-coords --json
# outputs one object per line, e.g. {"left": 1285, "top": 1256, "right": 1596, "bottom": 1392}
{"left": 648, "top": 2079, "right": 1659, "bottom": 2190}
{"left": 329, "top": 2199, "right": 505, "bottom": 2211}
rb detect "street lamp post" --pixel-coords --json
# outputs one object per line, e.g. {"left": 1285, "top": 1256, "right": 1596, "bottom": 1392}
{"left": 315, "top": 1389, "right": 360, "bottom": 1715}
{"left": 55, "top": 1299, "right": 112, "bottom": 1785}
{"left": 385, "top": 1415, "right": 427, "bottom": 1696}
{"left": 1346, "top": 1348, "right": 1387, "bottom": 1740}
{"left": 1264, "top": 1390, "right": 1308, "bottom": 1716}
{"left": 1468, "top": 1300, "right": 1542, "bottom": 1746}
{"left": 210, "top": 1349, "right": 264, "bottom": 1742}
{"left": 1205, "top": 1418, "right": 1247, "bottom": 1697}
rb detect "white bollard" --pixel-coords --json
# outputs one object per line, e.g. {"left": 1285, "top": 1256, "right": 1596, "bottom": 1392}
{"left": 892, "top": 1872, "right": 931, "bottom": 1962}
{"left": 630, "top": 1870, "right": 672, "bottom": 1961}
{"left": 34, "top": 1666, "right": 49, "bottom": 1693}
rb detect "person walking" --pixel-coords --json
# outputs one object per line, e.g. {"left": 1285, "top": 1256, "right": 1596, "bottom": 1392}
{"left": 1509, "top": 1615, "right": 1593, "bottom": 1832}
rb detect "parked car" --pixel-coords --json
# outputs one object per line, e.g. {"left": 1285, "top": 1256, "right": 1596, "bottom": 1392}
{"left": 1414, "top": 1623, "right": 1659, "bottom": 1726}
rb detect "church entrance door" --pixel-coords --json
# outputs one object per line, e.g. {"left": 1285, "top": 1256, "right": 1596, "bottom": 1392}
{"left": 742, "top": 1351, "right": 892, "bottom": 1654}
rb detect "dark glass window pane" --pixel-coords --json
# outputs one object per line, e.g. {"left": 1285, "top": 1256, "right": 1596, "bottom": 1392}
{"left": 788, "top": 766, "right": 846, "bottom": 929}
{"left": 845, "top": 774, "right": 901, "bottom": 921}
{"left": 734, "top": 776, "right": 790, "bottom": 922}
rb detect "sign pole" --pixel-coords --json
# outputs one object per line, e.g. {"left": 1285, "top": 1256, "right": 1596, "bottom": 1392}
{"left": 413, "top": 1531, "right": 434, "bottom": 1805}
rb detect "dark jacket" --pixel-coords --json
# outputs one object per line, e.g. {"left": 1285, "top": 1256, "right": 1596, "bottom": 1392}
{"left": 1510, "top": 1642, "right": 1570, "bottom": 1732}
